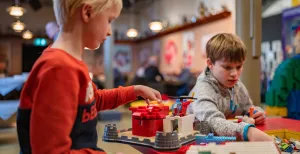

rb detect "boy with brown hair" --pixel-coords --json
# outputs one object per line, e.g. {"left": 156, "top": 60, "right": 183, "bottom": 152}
{"left": 17, "top": 0, "right": 161, "bottom": 154}
{"left": 188, "top": 33, "right": 272, "bottom": 141}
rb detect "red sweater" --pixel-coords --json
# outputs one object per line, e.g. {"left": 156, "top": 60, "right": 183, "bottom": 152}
{"left": 17, "top": 48, "right": 136, "bottom": 154}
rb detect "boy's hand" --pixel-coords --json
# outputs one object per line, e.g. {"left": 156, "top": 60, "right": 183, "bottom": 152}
{"left": 247, "top": 127, "right": 273, "bottom": 141}
{"left": 134, "top": 85, "right": 162, "bottom": 103}
{"left": 242, "top": 116, "right": 255, "bottom": 124}
{"left": 252, "top": 110, "right": 266, "bottom": 124}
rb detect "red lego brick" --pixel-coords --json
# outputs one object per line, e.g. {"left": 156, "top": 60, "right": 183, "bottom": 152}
{"left": 129, "top": 105, "right": 169, "bottom": 137}
{"left": 172, "top": 100, "right": 193, "bottom": 117}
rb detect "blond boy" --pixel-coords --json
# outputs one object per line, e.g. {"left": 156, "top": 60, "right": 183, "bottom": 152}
{"left": 17, "top": 0, "right": 161, "bottom": 153}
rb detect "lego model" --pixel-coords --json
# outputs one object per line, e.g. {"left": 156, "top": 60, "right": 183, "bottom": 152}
{"left": 102, "top": 102, "right": 200, "bottom": 150}
{"left": 195, "top": 133, "right": 236, "bottom": 144}
{"left": 265, "top": 48, "right": 300, "bottom": 119}
{"left": 186, "top": 142, "right": 281, "bottom": 154}
{"left": 169, "top": 96, "right": 196, "bottom": 117}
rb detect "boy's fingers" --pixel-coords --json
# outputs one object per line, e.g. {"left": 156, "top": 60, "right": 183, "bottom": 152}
{"left": 256, "top": 119, "right": 265, "bottom": 125}
{"left": 255, "top": 116, "right": 264, "bottom": 123}
{"left": 145, "top": 99, "right": 150, "bottom": 105}
{"left": 252, "top": 111, "right": 263, "bottom": 119}
{"left": 154, "top": 91, "right": 162, "bottom": 102}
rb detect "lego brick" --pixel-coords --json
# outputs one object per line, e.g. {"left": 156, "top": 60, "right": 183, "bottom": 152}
{"left": 178, "top": 114, "right": 195, "bottom": 135}
{"left": 287, "top": 91, "right": 300, "bottom": 120}
{"left": 195, "top": 133, "right": 236, "bottom": 144}
{"left": 163, "top": 115, "right": 176, "bottom": 133}
{"left": 186, "top": 142, "right": 280, "bottom": 154}
{"left": 264, "top": 129, "right": 286, "bottom": 139}
{"left": 169, "top": 97, "right": 196, "bottom": 117}
{"left": 163, "top": 114, "right": 195, "bottom": 136}
{"left": 129, "top": 105, "right": 169, "bottom": 137}
{"left": 132, "top": 118, "right": 163, "bottom": 137}
{"left": 265, "top": 106, "right": 287, "bottom": 117}
{"left": 295, "top": 141, "right": 300, "bottom": 149}
{"left": 285, "top": 131, "right": 300, "bottom": 140}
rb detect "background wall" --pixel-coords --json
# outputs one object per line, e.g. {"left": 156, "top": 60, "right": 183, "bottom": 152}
{"left": 0, "top": 37, "right": 22, "bottom": 75}
{"left": 119, "top": 13, "right": 235, "bottom": 80}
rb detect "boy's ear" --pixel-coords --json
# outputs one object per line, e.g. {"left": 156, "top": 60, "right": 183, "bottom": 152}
{"left": 82, "top": 4, "right": 92, "bottom": 23}
{"left": 207, "top": 58, "right": 213, "bottom": 69}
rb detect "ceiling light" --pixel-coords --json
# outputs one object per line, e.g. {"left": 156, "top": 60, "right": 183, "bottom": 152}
{"left": 126, "top": 28, "right": 138, "bottom": 38}
{"left": 22, "top": 30, "right": 33, "bottom": 39}
{"left": 12, "top": 20, "right": 25, "bottom": 32}
{"left": 7, "top": 5, "right": 26, "bottom": 18}
{"left": 149, "top": 21, "right": 163, "bottom": 32}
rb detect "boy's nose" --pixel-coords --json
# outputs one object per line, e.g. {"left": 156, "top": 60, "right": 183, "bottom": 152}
{"left": 230, "top": 69, "right": 238, "bottom": 77}
{"left": 107, "top": 29, "right": 112, "bottom": 36}
{"left": 107, "top": 26, "right": 112, "bottom": 36}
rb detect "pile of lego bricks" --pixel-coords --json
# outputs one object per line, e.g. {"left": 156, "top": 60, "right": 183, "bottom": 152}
{"left": 274, "top": 136, "right": 300, "bottom": 153}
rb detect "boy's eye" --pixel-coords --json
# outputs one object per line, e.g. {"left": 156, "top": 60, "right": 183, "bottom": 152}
{"left": 237, "top": 66, "right": 242, "bottom": 70}
{"left": 224, "top": 66, "right": 231, "bottom": 70}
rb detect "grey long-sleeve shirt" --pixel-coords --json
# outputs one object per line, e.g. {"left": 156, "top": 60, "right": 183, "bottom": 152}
{"left": 187, "top": 67, "right": 263, "bottom": 141}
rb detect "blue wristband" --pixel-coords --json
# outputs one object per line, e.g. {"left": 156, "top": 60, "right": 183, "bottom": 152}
{"left": 243, "top": 124, "right": 255, "bottom": 141}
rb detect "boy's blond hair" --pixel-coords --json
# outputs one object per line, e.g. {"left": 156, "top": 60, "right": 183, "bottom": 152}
{"left": 53, "top": 0, "right": 122, "bottom": 26}
{"left": 206, "top": 33, "right": 247, "bottom": 63}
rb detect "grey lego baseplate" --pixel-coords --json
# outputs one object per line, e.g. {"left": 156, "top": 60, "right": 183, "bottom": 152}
{"left": 102, "top": 124, "right": 199, "bottom": 150}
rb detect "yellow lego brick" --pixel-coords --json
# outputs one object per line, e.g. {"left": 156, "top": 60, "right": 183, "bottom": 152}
{"left": 129, "top": 100, "right": 174, "bottom": 109}
{"left": 285, "top": 130, "right": 300, "bottom": 140}
{"left": 265, "top": 106, "right": 287, "bottom": 117}
{"left": 129, "top": 100, "right": 147, "bottom": 107}
{"left": 264, "top": 129, "right": 300, "bottom": 140}
{"left": 265, "top": 129, "right": 286, "bottom": 139}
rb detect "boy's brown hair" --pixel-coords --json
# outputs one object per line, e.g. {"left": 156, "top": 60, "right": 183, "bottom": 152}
{"left": 206, "top": 33, "right": 247, "bottom": 63}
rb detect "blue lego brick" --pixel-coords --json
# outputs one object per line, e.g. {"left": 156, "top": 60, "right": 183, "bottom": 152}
{"left": 195, "top": 133, "right": 236, "bottom": 144}
{"left": 287, "top": 90, "right": 300, "bottom": 120}
{"left": 245, "top": 110, "right": 258, "bottom": 117}
{"left": 284, "top": 146, "right": 294, "bottom": 153}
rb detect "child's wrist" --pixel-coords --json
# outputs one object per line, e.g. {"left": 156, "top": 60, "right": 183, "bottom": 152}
{"left": 244, "top": 124, "right": 255, "bottom": 141}
{"left": 133, "top": 85, "right": 142, "bottom": 96}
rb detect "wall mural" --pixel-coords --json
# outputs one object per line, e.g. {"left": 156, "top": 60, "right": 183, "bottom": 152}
{"left": 164, "top": 40, "right": 177, "bottom": 65}
{"left": 182, "top": 31, "right": 195, "bottom": 68}
{"left": 114, "top": 45, "right": 132, "bottom": 73}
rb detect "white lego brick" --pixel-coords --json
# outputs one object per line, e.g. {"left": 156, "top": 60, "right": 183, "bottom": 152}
{"left": 178, "top": 114, "right": 195, "bottom": 135}
{"left": 163, "top": 114, "right": 195, "bottom": 135}
{"left": 163, "top": 115, "right": 175, "bottom": 133}
{"left": 186, "top": 151, "right": 198, "bottom": 154}
{"left": 295, "top": 141, "right": 300, "bottom": 149}
{"left": 187, "top": 142, "right": 280, "bottom": 154}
